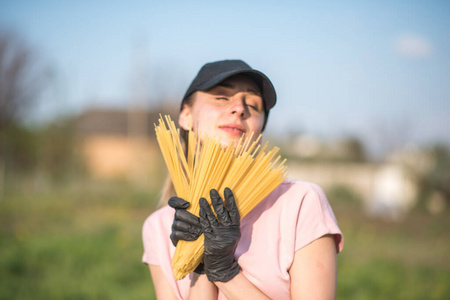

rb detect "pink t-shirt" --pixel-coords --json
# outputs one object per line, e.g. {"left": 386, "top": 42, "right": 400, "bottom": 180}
{"left": 142, "top": 179, "right": 344, "bottom": 300}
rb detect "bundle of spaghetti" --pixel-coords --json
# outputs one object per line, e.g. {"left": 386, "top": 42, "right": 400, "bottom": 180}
{"left": 154, "top": 115, "right": 287, "bottom": 280}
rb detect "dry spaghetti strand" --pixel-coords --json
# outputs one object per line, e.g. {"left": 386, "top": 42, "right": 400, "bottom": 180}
{"left": 154, "top": 115, "right": 287, "bottom": 280}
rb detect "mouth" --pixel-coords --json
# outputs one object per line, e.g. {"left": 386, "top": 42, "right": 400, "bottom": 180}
{"left": 219, "top": 124, "right": 246, "bottom": 136}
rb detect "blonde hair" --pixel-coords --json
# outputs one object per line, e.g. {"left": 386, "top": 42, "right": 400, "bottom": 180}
{"left": 157, "top": 175, "right": 175, "bottom": 208}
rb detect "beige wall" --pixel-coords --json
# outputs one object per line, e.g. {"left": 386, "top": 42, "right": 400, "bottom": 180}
{"left": 81, "top": 135, "right": 162, "bottom": 185}
{"left": 288, "top": 162, "right": 376, "bottom": 198}
{"left": 288, "top": 162, "right": 418, "bottom": 216}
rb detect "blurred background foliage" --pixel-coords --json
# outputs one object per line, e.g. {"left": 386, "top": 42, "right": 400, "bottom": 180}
{"left": 0, "top": 27, "right": 449, "bottom": 300}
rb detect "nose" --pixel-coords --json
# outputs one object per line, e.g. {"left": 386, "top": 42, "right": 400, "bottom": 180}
{"left": 230, "top": 98, "right": 246, "bottom": 118}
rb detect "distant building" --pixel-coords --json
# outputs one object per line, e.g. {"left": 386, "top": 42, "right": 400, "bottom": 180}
{"left": 287, "top": 134, "right": 366, "bottom": 162}
{"left": 75, "top": 106, "right": 178, "bottom": 186}
{"left": 286, "top": 136, "right": 421, "bottom": 219}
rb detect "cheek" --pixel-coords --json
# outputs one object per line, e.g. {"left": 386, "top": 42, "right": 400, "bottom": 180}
{"left": 248, "top": 115, "right": 265, "bottom": 134}
{"left": 191, "top": 110, "right": 218, "bottom": 133}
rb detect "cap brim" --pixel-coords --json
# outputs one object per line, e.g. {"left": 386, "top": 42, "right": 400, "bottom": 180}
{"left": 186, "top": 69, "right": 276, "bottom": 111}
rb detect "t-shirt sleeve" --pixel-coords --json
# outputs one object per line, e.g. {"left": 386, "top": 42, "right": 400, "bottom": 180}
{"left": 294, "top": 183, "right": 344, "bottom": 253}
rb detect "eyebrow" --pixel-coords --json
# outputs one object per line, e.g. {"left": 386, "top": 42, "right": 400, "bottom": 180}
{"left": 216, "top": 82, "right": 260, "bottom": 95}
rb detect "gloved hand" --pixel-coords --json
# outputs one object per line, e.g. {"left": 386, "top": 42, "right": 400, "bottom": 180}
{"left": 168, "top": 196, "right": 204, "bottom": 274}
{"left": 199, "top": 188, "right": 241, "bottom": 282}
{"left": 168, "top": 196, "right": 203, "bottom": 246}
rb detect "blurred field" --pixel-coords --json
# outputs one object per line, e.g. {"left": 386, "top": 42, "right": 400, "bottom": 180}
{"left": 1, "top": 179, "right": 449, "bottom": 300}
{"left": 331, "top": 187, "right": 450, "bottom": 300}
{"left": 0, "top": 179, "right": 158, "bottom": 300}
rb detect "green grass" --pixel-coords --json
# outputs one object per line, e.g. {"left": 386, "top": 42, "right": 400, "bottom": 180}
{"left": 330, "top": 186, "right": 450, "bottom": 300}
{"left": 1, "top": 180, "right": 449, "bottom": 299}
{"left": 0, "top": 180, "right": 158, "bottom": 300}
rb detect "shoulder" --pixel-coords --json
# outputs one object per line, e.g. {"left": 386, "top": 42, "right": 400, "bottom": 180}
{"left": 248, "top": 178, "right": 328, "bottom": 222}
{"left": 280, "top": 179, "right": 344, "bottom": 252}
{"left": 277, "top": 177, "right": 324, "bottom": 191}
{"left": 272, "top": 178, "right": 328, "bottom": 204}
{"left": 271, "top": 178, "right": 341, "bottom": 236}
{"left": 279, "top": 178, "right": 335, "bottom": 218}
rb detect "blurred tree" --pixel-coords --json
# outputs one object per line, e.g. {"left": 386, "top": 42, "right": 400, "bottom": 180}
{"left": 0, "top": 30, "right": 43, "bottom": 129}
{"left": 411, "top": 144, "right": 450, "bottom": 214}
{"left": 0, "top": 30, "right": 45, "bottom": 183}
{"left": 343, "top": 137, "right": 367, "bottom": 162}
{"left": 38, "top": 117, "right": 85, "bottom": 181}
{"left": 1, "top": 123, "right": 40, "bottom": 172}
{"left": 422, "top": 145, "right": 450, "bottom": 208}
{"left": 319, "top": 136, "right": 368, "bottom": 162}
{"left": 371, "top": 116, "right": 412, "bottom": 161}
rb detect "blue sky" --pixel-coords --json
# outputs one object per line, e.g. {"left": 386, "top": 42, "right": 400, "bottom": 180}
{"left": 1, "top": 0, "right": 449, "bottom": 156}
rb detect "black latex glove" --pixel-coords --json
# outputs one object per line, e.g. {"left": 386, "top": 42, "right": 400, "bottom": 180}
{"left": 199, "top": 188, "right": 241, "bottom": 282}
{"left": 168, "top": 197, "right": 205, "bottom": 274}
{"left": 168, "top": 197, "right": 202, "bottom": 246}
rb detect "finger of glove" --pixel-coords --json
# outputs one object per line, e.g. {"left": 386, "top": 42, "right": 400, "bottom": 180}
{"left": 174, "top": 209, "right": 201, "bottom": 227}
{"left": 170, "top": 230, "right": 199, "bottom": 243}
{"left": 194, "top": 262, "right": 205, "bottom": 275}
{"left": 224, "top": 187, "right": 240, "bottom": 226}
{"left": 199, "top": 200, "right": 212, "bottom": 234}
{"left": 170, "top": 232, "right": 178, "bottom": 246}
{"left": 172, "top": 219, "right": 202, "bottom": 236}
{"left": 210, "top": 189, "right": 231, "bottom": 226}
{"left": 199, "top": 198, "right": 220, "bottom": 230}
{"left": 168, "top": 197, "right": 190, "bottom": 209}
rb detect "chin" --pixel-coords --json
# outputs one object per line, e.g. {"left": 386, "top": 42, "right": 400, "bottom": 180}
{"left": 219, "top": 136, "right": 242, "bottom": 149}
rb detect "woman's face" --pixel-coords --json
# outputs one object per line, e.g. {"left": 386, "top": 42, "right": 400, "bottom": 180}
{"left": 179, "top": 75, "right": 265, "bottom": 146}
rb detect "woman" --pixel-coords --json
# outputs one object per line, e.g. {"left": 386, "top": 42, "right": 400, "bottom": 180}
{"left": 142, "top": 60, "right": 344, "bottom": 299}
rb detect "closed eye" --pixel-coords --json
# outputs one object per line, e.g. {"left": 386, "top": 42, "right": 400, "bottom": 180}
{"left": 246, "top": 103, "right": 261, "bottom": 112}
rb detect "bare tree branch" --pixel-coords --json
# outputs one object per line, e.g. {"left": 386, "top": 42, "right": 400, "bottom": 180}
{"left": 0, "top": 30, "right": 42, "bottom": 130}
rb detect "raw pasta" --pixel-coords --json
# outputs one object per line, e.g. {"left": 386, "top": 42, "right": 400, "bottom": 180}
{"left": 155, "top": 115, "right": 287, "bottom": 280}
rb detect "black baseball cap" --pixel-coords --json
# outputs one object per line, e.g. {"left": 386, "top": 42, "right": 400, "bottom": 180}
{"left": 181, "top": 60, "right": 277, "bottom": 114}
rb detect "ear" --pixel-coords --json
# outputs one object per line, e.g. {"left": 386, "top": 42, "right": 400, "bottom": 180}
{"left": 178, "top": 104, "right": 192, "bottom": 131}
